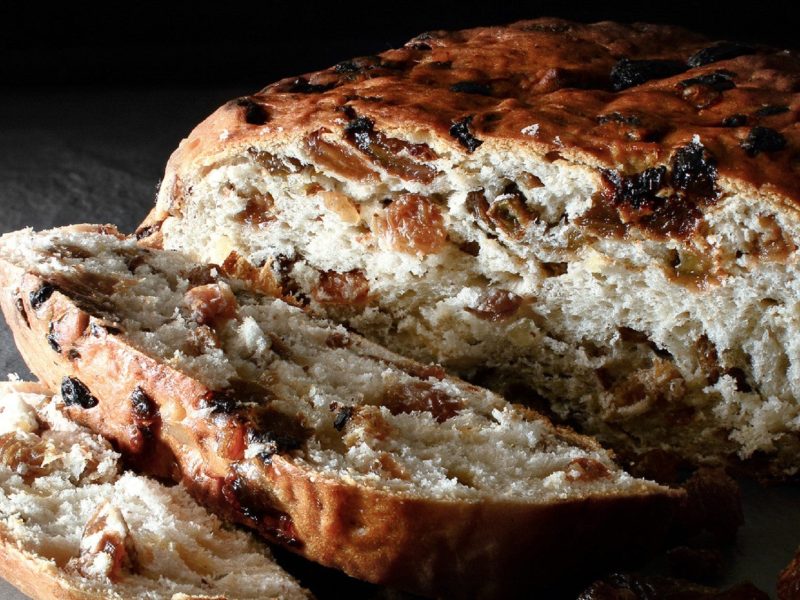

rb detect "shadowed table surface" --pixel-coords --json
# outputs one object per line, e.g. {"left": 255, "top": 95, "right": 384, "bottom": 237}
{"left": 0, "top": 88, "right": 799, "bottom": 600}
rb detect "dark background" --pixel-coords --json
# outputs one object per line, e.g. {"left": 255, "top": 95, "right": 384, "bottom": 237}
{"left": 1, "top": 1, "right": 799, "bottom": 89}
{"left": 2, "top": 3, "right": 800, "bottom": 598}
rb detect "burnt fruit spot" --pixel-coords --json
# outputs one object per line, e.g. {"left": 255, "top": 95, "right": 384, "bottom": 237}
{"left": 754, "top": 104, "right": 790, "bottom": 117}
{"left": 450, "top": 81, "right": 492, "bottom": 96}
{"left": 679, "top": 70, "right": 736, "bottom": 92}
{"left": 61, "top": 377, "right": 99, "bottom": 409}
{"left": 687, "top": 41, "right": 756, "bottom": 68}
{"left": 610, "top": 58, "right": 686, "bottom": 91}
{"left": 449, "top": 116, "right": 483, "bottom": 152}
{"left": 29, "top": 283, "right": 55, "bottom": 310}
{"left": 741, "top": 126, "right": 787, "bottom": 156}
{"left": 236, "top": 98, "right": 269, "bottom": 126}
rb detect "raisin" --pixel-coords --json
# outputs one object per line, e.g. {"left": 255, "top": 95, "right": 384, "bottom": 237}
{"left": 288, "top": 77, "right": 333, "bottom": 94}
{"left": 465, "top": 289, "right": 523, "bottom": 321}
{"left": 134, "top": 222, "right": 162, "bottom": 240}
{"left": 14, "top": 297, "right": 29, "bottom": 327}
{"left": 597, "top": 112, "right": 642, "bottom": 126}
{"left": 333, "top": 406, "right": 353, "bottom": 431}
{"left": 61, "top": 377, "right": 99, "bottom": 409}
{"left": 304, "top": 129, "right": 376, "bottom": 181}
{"left": 204, "top": 390, "right": 238, "bottom": 414}
{"left": 236, "top": 97, "right": 269, "bottom": 125}
{"left": 607, "top": 166, "right": 667, "bottom": 208}
{"left": 741, "top": 126, "right": 787, "bottom": 156}
{"left": 610, "top": 58, "right": 686, "bottom": 91}
{"left": 565, "top": 457, "right": 611, "bottom": 482}
{"left": 687, "top": 41, "right": 756, "bottom": 68}
{"left": 754, "top": 104, "right": 790, "bottom": 117}
{"left": 325, "top": 331, "right": 351, "bottom": 349}
{"left": 485, "top": 184, "right": 536, "bottom": 239}
{"left": 381, "top": 193, "right": 447, "bottom": 255}
{"left": 722, "top": 114, "right": 747, "bottom": 127}
{"left": 670, "top": 141, "right": 718, "bottom": 199}
{"left": 679, "top": 70, "right": 736, "bottom": 91}
{"left": 131, "top": 386, "right": 158, "bottom": 427}
{"left": 46, "top": 322, "right": 61, "bottom": 353}
{"left": 313, "top": 269, "right": 370, "bottom": 306}
{"left": 29, "top": 283, "right": 55, "bottom": 310}
{"left": 449, "top": 116, "right": 483, "bottom": 152}
{"left": 450, "top": 81, "right": 492, "bottom": 96}
{"left": 383, "top": 381, "right": 463, "bottom": 423}
{"left": 333, "top": 60, "right": 360, "bottom": 73}
{"left": 248, "top": 409, "right": 310, "bottom": 454}
{"left": 183, "top": 283, "right": 238, "bottom": 327}
{"left": 234, "top": 194, "right": 275, "bottom": 227}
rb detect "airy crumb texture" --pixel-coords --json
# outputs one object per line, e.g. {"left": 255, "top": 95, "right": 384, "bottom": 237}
{"left": 0, "top": 225, "right": 678, "bottom": 597}
{"left": 144, "top": 19, "right": 800, "bottom": 477}
{"left": 0, "top": 381, "right": 309, "bottom": 600}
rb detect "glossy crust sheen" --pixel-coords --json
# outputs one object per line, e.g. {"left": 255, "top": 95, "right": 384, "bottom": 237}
{"left": 0, "top": 246, "right": 679, "bottom": 599}
{"left": 145, "top": 16, "right": 800, "bottom": 236}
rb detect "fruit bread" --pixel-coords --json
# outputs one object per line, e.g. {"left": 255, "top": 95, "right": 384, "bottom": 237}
{"left": 0, "top": 379, "right": 309, "bottom": 600}
{"left": 0, "top": 225, "right": 677, "bottom": 598}
{"left": 140, "top": 17, "right": 800, "bottom": 477}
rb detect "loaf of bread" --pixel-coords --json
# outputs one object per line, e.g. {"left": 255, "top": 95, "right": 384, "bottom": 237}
{"left": 0, "top": 380, "right": 309, "bottom": 600}
{"left": 0, "top": 225, "right": 677, "bottom": 598}
{"left": 140, "top": 17, "right": 800, "bottom": 477}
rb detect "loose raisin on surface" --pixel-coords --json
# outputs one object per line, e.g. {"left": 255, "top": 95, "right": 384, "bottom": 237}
{"left": 741, "top": 126, "right": 787, "bottom": 156}
{"left": 449, "top": 116, "right": 483, "bottom": 152}
{"left": 465, "top": 289, "right": 523, "bottom": 321}
{"left": 450, "top": 81, "right": 492, "bottom": 96}
{"left": 29, "top": 283, "right": 55, "bottom": 310}
{"left": 610, "top": 58, "right": 686, "bottom": 91}
{"left": 61, "top": 377, "right": 99, "bottom": 409}
{"left": 679, "top": 71, "right": 736, "bottom": 91}
{"left": 333, "top": 406, "right": 353, "bottom": 431}
{"left": 670, "top": 141, "right": 719, "bottom": 199}
{"left": 381, "top": 193, "right": 448, "bottom": 255}
{"left": 754, "top": 104, "right": 790, "bottom": 117}
{"left": 236, "top": 97, "right": 269, "bottom": 125}
{"left": 687, "top": 41, "right": 756, "bottom": 68}
{"left": 722, "top": 114, "right": 747, "bottom": 127}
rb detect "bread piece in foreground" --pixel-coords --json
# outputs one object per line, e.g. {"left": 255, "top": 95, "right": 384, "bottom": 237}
{"left": 142, "top": 17, "right": 800, "bottom": 477}
{"left": 0, "top": 380, "right": 309, "bottom": 600}
{"left": 0, "top": 225, "right": 677, "bottom": 598}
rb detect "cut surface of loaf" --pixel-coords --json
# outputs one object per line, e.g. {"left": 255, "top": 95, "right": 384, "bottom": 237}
{"left": 141, "top": 17, "right": 800, "bottom": 477}
{"left": 0, "top": 225, "right": 677, "bottom": 598}
{"left": 0, "top": 380, "right": 309, "bottom": 600}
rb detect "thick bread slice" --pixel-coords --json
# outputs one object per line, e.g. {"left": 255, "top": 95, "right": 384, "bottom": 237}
{"left": 141, "top": 18, "right": 800, "bottom": 477}
{"left": 0, "top": 380, "right": 309, "bottom": 600}
{"left": 0, "top": 225, "right": 677, "bottom": 598}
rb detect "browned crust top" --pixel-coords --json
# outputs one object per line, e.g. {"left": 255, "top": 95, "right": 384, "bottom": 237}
{"left": 176, "top": 17, "right": 800, "bottom": 205}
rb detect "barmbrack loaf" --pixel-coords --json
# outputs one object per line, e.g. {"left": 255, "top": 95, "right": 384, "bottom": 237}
{"left": 0, "top": 380, "right": 309, "bottom": 600}
{"left": 0, "top": 225, "right": 676, "bottom": 598}
{"left": 141, "top": 18, "right": 800, "bottom": 477}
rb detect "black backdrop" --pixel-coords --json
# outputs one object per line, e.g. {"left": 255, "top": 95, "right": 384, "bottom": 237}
{"left": 2, "top": 1, "right": 798, "bottom": 89}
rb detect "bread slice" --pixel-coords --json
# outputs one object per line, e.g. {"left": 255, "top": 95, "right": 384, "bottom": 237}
{"left": 0, "top": 379, "right": 309, "bottom": 600}
{"left": 139, "top": 18, "right": 800, "bottom": 477}
{"left": 0, "top": 225, "right": 677, "bottom": 598}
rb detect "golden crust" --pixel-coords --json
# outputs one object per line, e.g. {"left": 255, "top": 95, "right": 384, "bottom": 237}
{"left": 0, "top": 252, "right": 680, "bottom": 598}
{"left": 144, "top": 17, "right": 800, "bottom": 238}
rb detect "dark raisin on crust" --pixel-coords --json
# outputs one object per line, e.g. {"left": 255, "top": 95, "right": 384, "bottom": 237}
{"left": 236, "top": 97, "right": 270, "bottom": 126}
{"left": 687, "top": 41, "right": 757, "bottom": 68}
{"left": 131, "top": 386, "right": 159, "bottom": 427}
{"left": 670, "top": 141, "right": 719, "bottom": 198}
{"left": 741, "top": 126, "right": 787, "bottom": 156}
{"left": 607, "top": 166, "right": 667, "bottom": 209}
{"left": 610, "top": 58, "right": 687, "bottom": 91}
{"left": 722, "top": 114, "right": 748, "bottom": 127}
{"left": 29, "top": 283, "right": 55, "bottom": 310}
{"left": 46, "top": 322, "right": 61, "bottom": 353}
{"left": 61, "top": 376, "right": 99, "bottom": 409}
{"left": 597, "top": 112, "right": 642, "bottom": 126}
{"left": 449, "top": 116, "right": 483, "bottom": 152}
{"left": 754, "top": 104, "right": 790, "bottom": 117}
{"left": 288, "top": 77, "right": 333, "bottom": 94}
{"left": 450, "top": 81, "right": 492, "bottom": 96}
{"left": 333, "top": 406, "right": 353, "bottom": 431}
{"left": 679, "top": 70, "right": 736, "bottom": 92}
